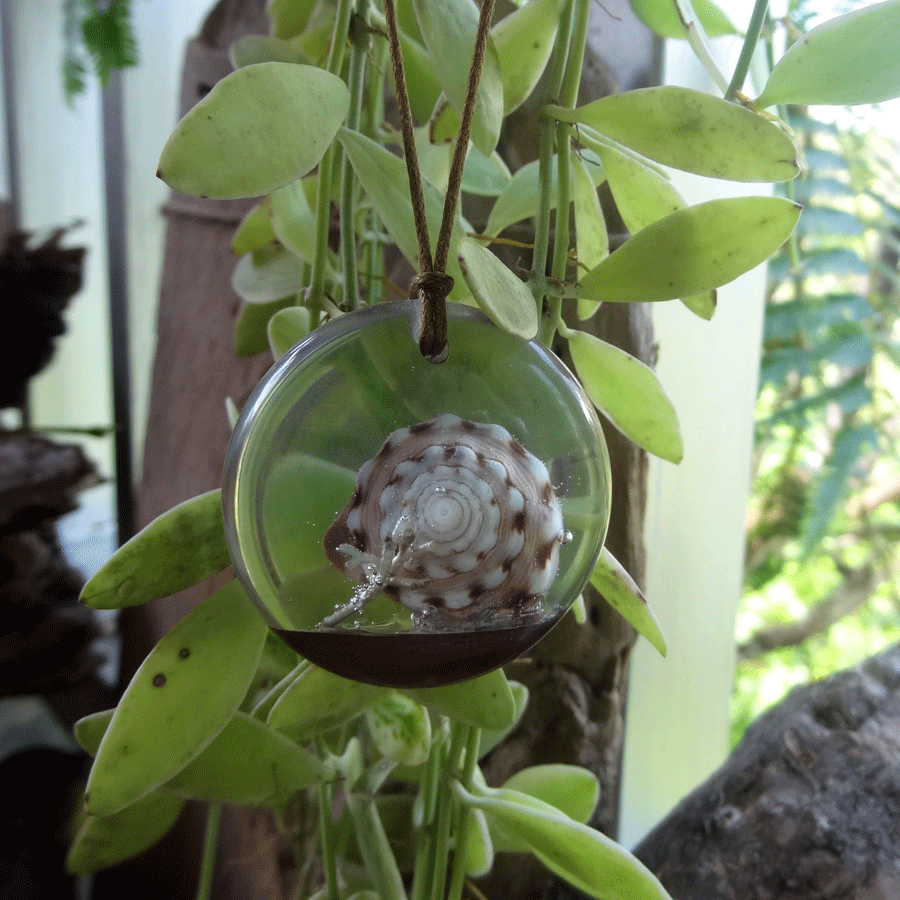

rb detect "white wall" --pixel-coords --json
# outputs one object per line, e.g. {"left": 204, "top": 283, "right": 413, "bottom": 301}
{"left": 619, "top": 11, "right": 772, "bottom": 846}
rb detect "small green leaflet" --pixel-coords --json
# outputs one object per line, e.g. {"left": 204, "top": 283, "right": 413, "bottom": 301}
{"left": 565, "top": 327, "right": 683, "bottom": 464}
{"left": 590, "top": 548, "right": 667, "bottom": 655}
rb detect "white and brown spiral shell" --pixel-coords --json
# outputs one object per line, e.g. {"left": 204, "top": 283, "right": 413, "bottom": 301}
{"left": 323, "top": 414, "right": 565, "bottom": 619}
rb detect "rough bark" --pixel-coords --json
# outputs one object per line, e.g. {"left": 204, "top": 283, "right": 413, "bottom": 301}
{"left": 635, "top": 643, "right": 900, "bottom": 900}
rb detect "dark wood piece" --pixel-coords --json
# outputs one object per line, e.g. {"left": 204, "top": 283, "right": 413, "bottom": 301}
{"left": 635, "top": 643, "right": 900, "bottom": 900}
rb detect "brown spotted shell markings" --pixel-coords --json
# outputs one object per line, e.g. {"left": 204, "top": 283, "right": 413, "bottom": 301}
{"left": 323, "top": 414, "right": 565, "bottom": 620}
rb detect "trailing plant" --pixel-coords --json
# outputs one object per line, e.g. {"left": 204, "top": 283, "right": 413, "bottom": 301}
{"left": 66, "top": 1, "right": 900, "bottom": 898}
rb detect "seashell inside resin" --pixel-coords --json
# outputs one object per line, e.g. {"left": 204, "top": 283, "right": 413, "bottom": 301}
{"left": 322, "top": 413, "right": 565, "bottom": 624}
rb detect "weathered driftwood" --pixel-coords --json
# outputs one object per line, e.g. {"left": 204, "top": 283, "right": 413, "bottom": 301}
{"left": 634, "top": 643, "right": 900, "bottom": 900}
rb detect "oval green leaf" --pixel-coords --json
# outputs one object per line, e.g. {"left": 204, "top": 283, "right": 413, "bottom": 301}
{"left": 267, "top": 666, "right": 387, "bottom": 741}
{"left": 365, "top": 692, "right": 432, "bottom": 767}
{"left": 566, "top": 328, "right": 683, "bottom": 463}
{"left": 84, "top": 581, "right": 267, "bottom": 815}
{"left": 486, "top": 151, "right": 605, "bottom": 237}
{"left": 571, "top": 149, "right": 609, "bottom": 319}
{"left": 463, "top": 809, "right": 494, "bottom": 876}
{"left": 460, "top": 784, "right": 673, "bottom": 900}
{"left": 67, "top": 791, "right": 184, "bottom": 875}
{"left": 680, "top": 290, "right": 717, "bottom": 320}
{"left": 270, "top": 177, "right": 318, "bottom": 262}
{"left": 413, "top": 0, "right": 505, "bottom": 155}
{"left": 628, "top": 0, "right": 737, "bottom": 38}
{"left": 492, "top": 0, "right": 563, "bottom": 113}
{"left": 157, "top": 63, "right": 350, "bottom": 199}
{"left": 757, "top": 1, "right": 900, "bottom": 107}
{"left": 163, "top": 712, "right": 325, "bottom": 805}
{"left": 576, "top": 197, "right": 802, "bottom": 303}
{"left": 590, "top": 547, "right": 666, "bottom": 655}
{"left": 477, "top": 680, "right": 528, "bottom": 759}
{"left": 402, "top": 667, "right": 516, "bottom": 730}
{"left": 234, "top": 297, "right": 294, "bottom": 357}
{"left": 80, "top": 490, "right": 229, "bottom": 609}
{"left": 232, "top": 248, "right": 306, "bottom": 304}
{"left": 553, "top": 87, "right": 799, "bottom": 182}
{"left": 231, "top": 200, "right": 275, "bottom": 255}
{"left": 458, "top": 237, "right": 538, "bottom": 339}
{"left": 230, "top": 35, "right": 310, "bottom": 68}
{"left": 268, "top": 306, "right": 312, "bottom": 359}
{"left": 268, "top": 0, "right": 319, "bottom": 39}
{"left": 503, "top": 765, "right": 600, "bottom": 825}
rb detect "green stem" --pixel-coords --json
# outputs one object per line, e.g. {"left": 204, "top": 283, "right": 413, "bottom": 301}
{"left": 531, "top": 0, "right": 575, "bottom": 330}
{"left": 339, "top": 2, "right": 370, "bottom": 309}
{"left": 317, "top": 781, "right": 340, "bottom": 900}
{"left": 309, "top": 0, "right": 354, "bottom": 316}
{"left": 674, "top": 0, "right": 729, "bottom": 92}
{"left": 540, "top": 0, "right": 589, "bottom": 345}
{"left": 347, "top": 794, "right": 409, "bottom": 900}
{"left": 411, "top": 733, "right": 445, "bottom": 900}
{"left": 725, "top": 0, "right": 769, "bottom": 99}
{"left": 195, "top": 803, "right": 222, "bottom": 900}
{"left": 445, "top": 726, "right": 481, "bottom": 900}
{"left": 428, "top": 724, "right": 466, "bottom": 900}
{"left": 363, "top": 36, "right": 388, "bottom": 305}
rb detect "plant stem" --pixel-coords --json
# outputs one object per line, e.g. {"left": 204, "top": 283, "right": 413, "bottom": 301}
{"left": 428, "top": 723, "right": 466, "bottom": 900}
{"left": 195, "top": 803, "right": 222, "bottom": 900}
{"left": 541, "top": 0, "right": 589, "bottom": 345}
{"left": 363, "top": 35, "right": 388, "bottom": 306}
{"left": 673, "top": 0, "right": 729, "bottom": 93}
{"left": 348, "top": 794, "right": 409, "bottom": 900}
{"left": 309, "top": 0, "right": 354, "bottom": 317}
{"left": 531, "top": 0, "right": 576, "bottom": 333}
{"left": 725, "top": 0, "right": 769, "bottom": 100}
{"left": 317, "top": 781, "right": 340, "bottom": 900}
{"left": 445, "top": 726, "right": 481, "bottom": 900}
{"left": 339, "top": 1, "right": 370, "bottom": 309}
{"left": 411, "top": 731, "right": 445, "bottom": 900}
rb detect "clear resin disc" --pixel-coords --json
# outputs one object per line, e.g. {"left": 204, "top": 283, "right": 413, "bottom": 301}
{"left": 223, "top": 302, "right": 611, "bottom": 687}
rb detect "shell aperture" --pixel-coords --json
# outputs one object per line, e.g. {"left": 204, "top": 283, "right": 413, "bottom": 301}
{"left": 321, "top": 414, "right": 565, "bottom": 626}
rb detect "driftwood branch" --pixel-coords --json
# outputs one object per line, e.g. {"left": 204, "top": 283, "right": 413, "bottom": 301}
{"left": 635, "top": 642, "right": 900, "bottom": 900}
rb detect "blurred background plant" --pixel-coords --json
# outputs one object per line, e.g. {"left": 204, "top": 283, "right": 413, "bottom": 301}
{"left": 732, "top": 93, "right": 900, "bottom": 743}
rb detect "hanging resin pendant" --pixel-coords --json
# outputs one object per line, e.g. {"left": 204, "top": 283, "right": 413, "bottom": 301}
{"left": 223, "top": 302, "right": 611, "bottom": 687}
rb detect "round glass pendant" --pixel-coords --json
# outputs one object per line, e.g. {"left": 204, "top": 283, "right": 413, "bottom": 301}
{"left": 223, "top": 302, "right": 611, "bottom": 687}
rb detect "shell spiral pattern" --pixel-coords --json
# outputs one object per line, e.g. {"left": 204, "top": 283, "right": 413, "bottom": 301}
{"left": 322, "top": 414, "right": 565, "bottom": 623}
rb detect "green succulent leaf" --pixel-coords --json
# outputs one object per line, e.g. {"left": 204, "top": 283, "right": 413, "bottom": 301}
{"left": 230, "top": 35, "right": 310, "bottom": 68}
{"left": 459, "top": 783, "right": 673, "bottom": 900}
{"left": 267, "top": 0, "right": 319, "bottom": 40}
{"left": 270, "top": 177, "right": 319, "bottom": 262}
{"left": 590, "top": 547, "right": 667, "bottom": 655}
{"left": 267, "top": 665, "right": 387, "bottom": 741}
{"left": 503, "top": 765, "right": 600, "bottom": 825}
{"left": 365, "top": 692, "right": 432, "bottom": 767}
{"left": 553, "top": 87, "right": 799, "bottom": 182}
{"left": 413, "top": 0, "right": 504, "bottom": 155}
{"left": 85, "top": 581, "right": 267, "bottom": 815}
{"left": 234, "top": 297, "right": 294, "bottom": 357}
{"left": 231, "top": 200, "right": 275, "bottom": 255}
{"left": 67, "top": 791, "right": 184, "bottom": 875}
{"left": 627, "top": 0, "right": 737, "bottom": 38}
{"left": 339, "top": 128, "right": 469, "bottom": 299}
{"left": 486, "top": 151, "right": 605, "bottom": 237}
{"left": 268, "top": 306, "right": 312, "bottom": 359}
{"left": 757, "top": 1, "right": 900, "bottom": 107}
{"left": 157, "top": 63, "right": 350, "bottom": 199}
{"left": 463, "top": 808, "right": 494, "bottom": 876}
{"left": 80, "top": 490, "right": 229, "bottom": 609}
{"left": 477, "top": 680, "right": 529, "bottom": 759}
{"left": 574, "top": 197, "right": 802, "bottom": 303}
{"left": 597, "top": 144, "right": 684, "bottom": 234}
{"left": 403, "top": 667, "right": 516, "bottom": 730}
{"left": 458, "top": 237, "right": 539, "bottom": 339}
{"left": 492, "top": 0, "right": 564, "bottom": 113}
{"left": 565, "top": 328, "right": 683, "bottom": 463}
{"left": 232, "top": 248, "right": 306, "bottom": 304}
{"left": 461, "top": 145, "right": 511, "bottom": 197}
